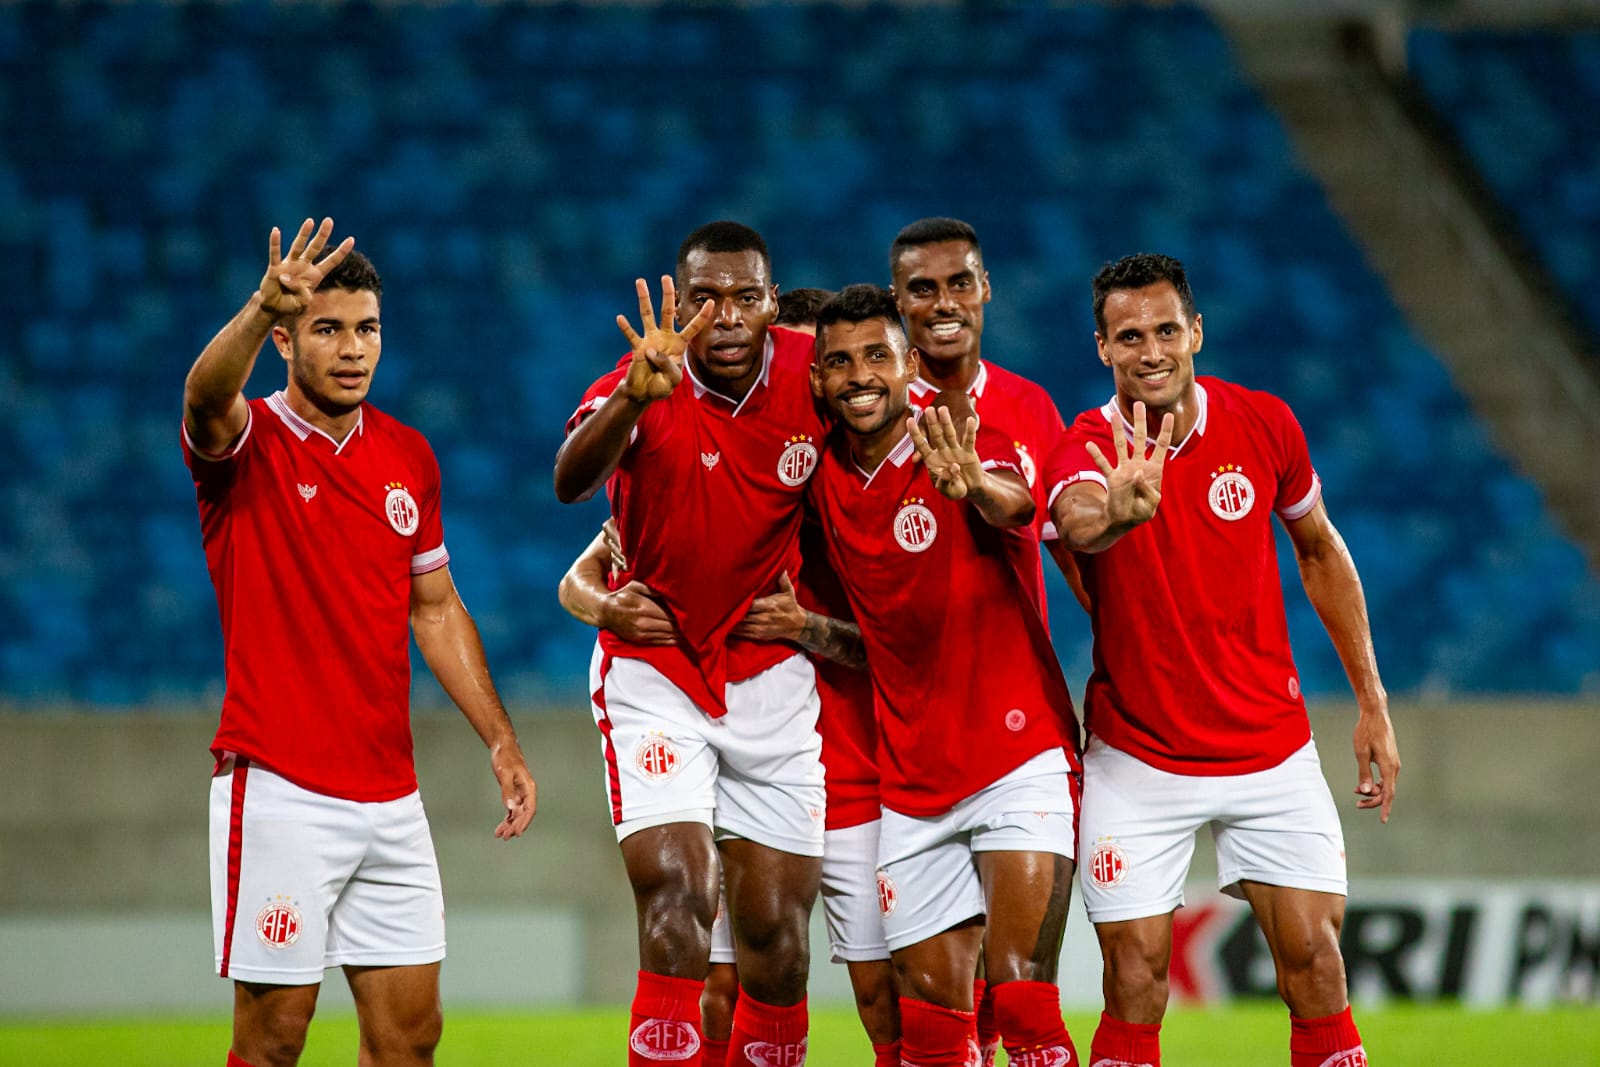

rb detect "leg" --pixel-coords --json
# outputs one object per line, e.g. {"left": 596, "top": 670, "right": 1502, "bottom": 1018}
{"left": 231, "top": 982, "right": 320, "bottom": 1067}
{"left": 344, "top": 963, "right": 442, "bottom": 1067}
{"left": 977, "top": 849, "right": 1079, "bottom": 1065}
{"left": 1239, "top": 882, "right": 1349, "bottom": 1017}
{"left": 700, "top": 962, "right": 739, "bottom": 1066}
{"left": 621, "top": 823, "right": 721, "bottom": 978}
{"left": 892, "top": 922, "right": 985, "bottom": 1066}
{"left": 719, "top": 837, "right": 821, "bottom": 1063}
{"left": 1094, "top": 914, "right": 1176, "bottom": 1024}
{"left": 845, "top": 959, "right": 900, "bottom": 1046}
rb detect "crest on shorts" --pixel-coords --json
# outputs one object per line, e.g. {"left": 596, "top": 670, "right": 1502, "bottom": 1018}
{"left": 1089, "top": 839, "right": 1129, "bottom": 889}
{"left": 384, "top": 482, "right": 420, "bottom": 536}
{"left": 635, "top": 733, "right": 680, "bottom": 781}
{"left": 893, "top": 497, "right": 938, "bottom": 553}
{"left": 745, "top": 1039, "right": 809, "bottom": 1067}
{"left": 255, "top": 896, "right": 302, "bottom": 949}
{"left": 876, "top": 870, "right": 898, "bottom": 917}
{"left": 1207, "top": 464, "right": 1254, "bottom": 521}
{"left": 629, "top": 1018, "right": 701, "bottom": 1061}
{"left": 777, "top": 434, "right": 818, "bottom": 487}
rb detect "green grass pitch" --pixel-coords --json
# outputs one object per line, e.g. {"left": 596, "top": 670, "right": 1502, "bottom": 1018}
{"left": 3, "top": 1004, "right": 1598, "bottom": 1065}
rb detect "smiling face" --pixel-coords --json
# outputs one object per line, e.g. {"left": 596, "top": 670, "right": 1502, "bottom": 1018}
{"left": 891, "top": 239, "right": 991, "bottom": 368}
{"left": 676, "top": 247, "right": 777, "bottom": 398}
{"left": 274, "top": 286, "right": 381, "bottom": 422}
{"left": 811, "top": 316, "right": 919, "bottom": 442}
{"left": 1096, "top": 280, "right": 1202, "bottom": 415}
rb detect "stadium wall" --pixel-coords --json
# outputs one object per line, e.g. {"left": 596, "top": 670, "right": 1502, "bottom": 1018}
{"left": 2, "top": 702, "right": 1596, "bottom": 1014}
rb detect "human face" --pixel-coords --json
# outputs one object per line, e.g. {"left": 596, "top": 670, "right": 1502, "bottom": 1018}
{"left": 275, "top": 287, "right": 382, "bottom": 418}
{"left": 677, "top": 248, "right": 777, "bottom": 396}
{"left": 810, "top": 317, "right": 918, "bottom": 440}
{"left": 891, "top": 240, "right": 990, "bottom": 366}
{"left": 1096, "top": 281, "right": 1202, "bottom": 414}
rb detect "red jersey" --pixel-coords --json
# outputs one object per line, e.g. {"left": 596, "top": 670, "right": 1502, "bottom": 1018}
{"left": 567, "top": 327, "right": 826, "bottom": 718}
{"left": 910, "top": 360, "right": 1067, "bottom": 616}
{"left": 184, "top": 393, "right": 448, "bottom": 802}
{"left": 793, "top": 520, "right": 878, "bottom": 830}
{"left": 809, "top": 421, "right": 1080, "bottom": 817}
{"left": 1045, "top": 377, "right": 1323, "bottom": 776}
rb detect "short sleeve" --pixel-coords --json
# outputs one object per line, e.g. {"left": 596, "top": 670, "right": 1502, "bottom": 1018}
{"left": 181, "top": 405, "right": 254, "bottom": 494}
{"left": 1265, "top": 395, "right": 1321, "bottom": 520}
{"left": 1043, "top": 420, "right": 1109, "bottom": 511}
{"left": 975, "top": 424, "right": 1024, "bottom": 480}
{"left": 410, "top": 435, "right": 450, "bottom": 575}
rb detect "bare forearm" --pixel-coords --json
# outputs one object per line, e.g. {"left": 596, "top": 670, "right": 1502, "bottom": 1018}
{"left": 1298, "top": 541, "right": 1385, "bottom": 707}
{"left": 415, "top": 601, "right": 519, "bottom": 749}
{"left": 966, "top": 471, "right": 1035, "bottom": 528}
{"left": 185, "top": 293, "right": 276, "bottom": 422}
{"left": 553, "top": 392, "right": 649, "bottom": 503}
{"left": 796, "top": 612, "right": 868, "bottom": 671}
{"left": 1053, "top": 495, "right": 1133, "bottom": 554}
{"left": 558, "top": 534, "right": 612, "bottom": 627}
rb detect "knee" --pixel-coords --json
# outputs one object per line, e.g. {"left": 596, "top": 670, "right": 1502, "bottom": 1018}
{"left": 638, "top": 879, "right": 717, "bottom": 961}
{"left": 1276, "top": 929, "right": 1347, "bottom": 1013}
{"left": 1100, "top": 935, "right": 1170, "bottom": 1022}
{"left": 701, "top": 965, "right": 739, "bottom": 1037}
{"left": 853, "top": 971, "right": 900, "bottom": 1044}
{"left": 236, "top": 1001, "right": 314, "bottom": 1067}
{"left": 363, "top": 1002, "right": 443, "bottom": 1062}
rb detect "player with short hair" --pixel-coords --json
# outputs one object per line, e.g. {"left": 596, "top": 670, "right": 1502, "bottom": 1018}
{"left": 1047, "top": 253, "right": 1400, "bottom": 1067}
{"left": 808, "top": 284, "right": 1083, "bottom": 1067}
{"left": 554, "top": 222, "right": 828, "bottom": 1066}
{"left": 183, "top": 219, "right": 536, "bottom": 1067}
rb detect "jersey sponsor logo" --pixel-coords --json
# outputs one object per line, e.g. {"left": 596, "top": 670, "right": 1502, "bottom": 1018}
{"left": 1207, "top": 465, "right": 1255, "bottom": 521}
{"left": 1089, "top": 840, "right": 1128, "bottom": 889}
{"left": 877, "top": 870, "right": 898, "bottom": 917}
{"left": 384, "top": 482, "right": 420, "bottom": 536}
{"left": 628, "top": 1018, "right": 701, "bottom": 1061}
{"left": 1316, "top": 1051, "right": 1367, "bottom": 1067}
{"left": 635, "top": 734, "right": 680, "bottom": 781}
{"left": 1009, "top": 1048, "right": 1073, "bottom": 1067}
{"left": 745, "top": 1038, "right": 809, "bottom": 1066}
{"left": 893, "top": 498, "right": 938, "bottom": 553}
{"left": 297, "top": 482, "right": 317, "bottom": 502}
{"left": 1015, "top": 442, "right": 1037, "bottom": 488}
{"left": 777, "top": 435, "right": 818, "bottom": 487}
{"left": 1004, "top": 708, "right": 1027, "bottom": 732}
{"left": 701, "top": 451, "right": 721, "bottom": 470}
{"left": 255, "top": 897, "right": 302, "bottom": 949}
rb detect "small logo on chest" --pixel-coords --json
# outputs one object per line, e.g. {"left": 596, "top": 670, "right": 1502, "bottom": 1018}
{"left": 776, "top": 434, "right": 818, "bottom": 486}
{"left": 384, "top": 482, "right": 420, "bottom": 536}
{"left": 296, "top": 483, "right": 317, "bottom": 502}
{"left": 1207, "top": 464, "right": 1255, "bottom": 521}
{"left": 701, "top": 451, "right": 721, "bottom": 471}
{"left": 894, "top": 497, "right": 938, "bottom": 553}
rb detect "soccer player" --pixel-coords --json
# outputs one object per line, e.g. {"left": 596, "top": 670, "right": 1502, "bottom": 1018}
{"left": 554, "top": 222, "right": 827, "bottom": 1066}
{"left": 809, "top": 285, "right": 1082, "bottom": 1067}
{"left": 182, "top": 219, "right": 536, "bottom": 1067}
{"left": 1047, "top": 253, "right": 1401, "bottom": 1067}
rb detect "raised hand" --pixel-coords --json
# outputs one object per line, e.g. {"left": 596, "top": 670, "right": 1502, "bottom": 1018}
{"left": 1085, "top": 401, "right": 1175, "bottom": 530}
{"left": 909, "top": 406, "right": 984, "bottom": 500}
{"left": 616, "top": 275, "right": 715, "bottom": 404}
{"left": 258, "top": 218, "right": 355, "bottom": 319}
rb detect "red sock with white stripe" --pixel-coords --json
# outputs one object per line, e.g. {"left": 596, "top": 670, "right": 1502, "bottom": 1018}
{"left": 629, "top": 971, "right": 705, "bottom": 1066}
{"left": 1290, "top": 1006, "right": 1367, "bottom": 1067}
{"left": 728, "top": 991, "right": 807, "bottom": 1065}
{"left": 972, "top": 978, "right": 999, "bottom": 1065}
{"left": 871, "top": 1040, "right": 902, "bottom": 1066}
{"left": 899, "top": 997, "right": 978, "bottom": 1067}
{"left": 1089, "top": 1011, "right": 1161, "bottom": 1066}
{"left": 990, "top": 980, "right": 1078, "bottom": 1066}
{"left": 226, "top": 1053, "right": 258, "bottom": 1067}
{"left": 700, "top": 1037, "right": 729, "bottom": 1067}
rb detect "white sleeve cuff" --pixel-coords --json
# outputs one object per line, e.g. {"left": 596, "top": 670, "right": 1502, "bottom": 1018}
{"left": 1276, "top": 473, "right": 1322, "bottom": 521}
{"left": 1046, "top": 470, "right": 1107, "bottom": 509}
{"left": 411, "top": 545, "right": 450, "bottom": 574}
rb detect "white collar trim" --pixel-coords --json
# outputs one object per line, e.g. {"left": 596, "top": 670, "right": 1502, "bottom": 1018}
{"left": 857, "top": 412, "right": 921, "bottom": 487}
{"left": 1099, "top": 381, "right": 1208, "bottom": 457}
{"left": 909, "top": 359, "right": 988, "bottom": 401}
{"left": 268, "top": 391, "right": 364, "bottom": 454}
{"left": 687, "top": 334, "right": 775, "bottom": 417}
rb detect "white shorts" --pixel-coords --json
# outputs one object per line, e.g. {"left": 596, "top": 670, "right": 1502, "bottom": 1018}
{"left": 1077, "top": 737, "right": 1348, "bottom": 925}
{"left": 709, "top": 821, "right": 889, "bottom": 965}
{"left": 876, "top": 749, "right": 1079, "bottom": 954}
{"left": 591, "top": 645, "right": 826, "bottom": 858}
{"left": 210, "top": 760, "right": 445, "bottom": 985}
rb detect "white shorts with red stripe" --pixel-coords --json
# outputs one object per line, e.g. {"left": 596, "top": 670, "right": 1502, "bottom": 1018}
{"left": 209, "top": 759, "right": 445, "bottom": 984}
{"left": 1078, "top": 736, "right": 1347, "bottom": 925}
{"left": 589, "top": 643, "right": 826, "bottom": 858}
{"left": 876, "top": 747, "right": 1079, "bottom": 954}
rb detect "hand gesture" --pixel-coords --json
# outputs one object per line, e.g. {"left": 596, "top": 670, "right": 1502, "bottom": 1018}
{"left": 908, "top": 406, "right": 984, "bottom": 500}
{"left": 732, "top": 572, "right": 807, "bottom": 643}
{"left": 615, "top": 275, "right": 715, "bottom": 404}
{"left": 600, "top": 580, "right": 680, "bottom": 646}
{"left": 490, "top": 738, "right": 537, "bottom": 840}
{"left": 1085, "top": 401, "right": 1175, "bottom": 529}
{"left": 258, "top": 218, "right": 355, "bottom": 320}
{"left": 1353, "top": 707, "right": 1400, "bottom": 823}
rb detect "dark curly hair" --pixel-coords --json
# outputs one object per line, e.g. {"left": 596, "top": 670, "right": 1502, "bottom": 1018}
{"left": 1091, "top": 253, "right": 1194, "bottom": 335}
{"left": 889, "top": 216, "right": 981, "bottom": 275}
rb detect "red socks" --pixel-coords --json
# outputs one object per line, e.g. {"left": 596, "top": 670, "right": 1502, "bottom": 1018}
{"left": 972, "top": 978, "right": 999, "bottom": 1065}
{"left": 1291, "top": 1006, "right": 1367, "bottom": 1067}
{"left": 872, "top": 1040, "right": 903, "bottom": 1067}
{"left": 629, "top": 970, "right": 706, "bottom": 1065}
{"left": 701, "top": 1037, "right": 730, "bottom": 1067}
{"left": 899, "top": 997, "right": 978, "bottom": 1067}
{"left": 1089, "top": 1011, "right": 1162, "bottom": 1066}
{"left": 989, "top": 980, "right": 1078, "bottom": 1066}
{"left": 728, "top": 992, "right": 808, "bottom": 1066}
{"left": 226, "top": 1054, "right": 258, "bottom": 1067}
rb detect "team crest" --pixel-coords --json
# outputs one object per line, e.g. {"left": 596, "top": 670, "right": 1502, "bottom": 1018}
{"left": 384, "top": 482, "right": 419, "bottom": 536}
{"left": 629, "top": 1019, "right": 700, "bottom": 1061}
{"left": 1008, "top": 1049, "right": 1073, "bottom": 1067}
{"left": 1316, "top": 1052, "right": 1368, "bottom": 1067}
{"left": 296, "top": 483, "right": 317, "bottom": 502}
{"left": 255, "top": 896, "right": 302, "bottom": 949}
{"left": 1089, "top": 839, "right": 1128, "bottom": 889}
{"left": 635, "top": 734, "right": 680, "bottom": 781}
{"left": 1015, "top": 442, "right": 1037, "bottom": 488}
{"left": 893, "top": 498, "right": 938, "bottom": 553}
{"left": 744, "top": 1039, "right": 809, "bottom": 1066}
{"left": 777, "top": 434, "right": 818, "bottom": 487}
{"left": 1004, "top": 709, "right": 1027, "bottom": 732}
{"left": 701, "top": 451, "right": 721, "bottom": 470}
{"left": 877, "top": 870, "right": 898, "bottom": 917}
{"left": 1207, "top": 465, "right": 1254, "bottom": 521}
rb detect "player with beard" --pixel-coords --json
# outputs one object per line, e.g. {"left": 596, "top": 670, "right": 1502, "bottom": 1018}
{"left": 1046, "top": 253, "right": 1399, "bottom": 1067}
{"left": 555, "top": 223, "right": 833, "bottom": 1067}
{"left": 808, "top": 284, "right": 1082, "bottom": 1067}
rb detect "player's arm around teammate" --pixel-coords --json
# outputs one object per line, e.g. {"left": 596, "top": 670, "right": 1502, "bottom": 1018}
{"left": 557, "top": 522, "right": 680, "bottom": 645}
{"left": 732, "top": 571, "right": 868, "bottom": 670}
